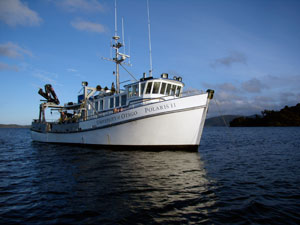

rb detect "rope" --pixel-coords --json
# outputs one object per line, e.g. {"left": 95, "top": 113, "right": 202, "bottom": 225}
{"left": 213, "top": 98, "right": 229, "bottom": 127}
{"left": 120, "top": 64, "right": 138, "bottom": 81}
{"left": 212, "top": 98, "right": 237, "bottom": 151}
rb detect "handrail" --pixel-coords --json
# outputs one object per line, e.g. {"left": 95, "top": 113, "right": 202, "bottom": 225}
{"left": 33, "top": 91, "right": 206, "bottom": 124}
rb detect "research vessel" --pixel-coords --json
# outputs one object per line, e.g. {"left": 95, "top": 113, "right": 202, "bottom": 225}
{"left": 31, "top": 4, "right": 214, "bottom": 151}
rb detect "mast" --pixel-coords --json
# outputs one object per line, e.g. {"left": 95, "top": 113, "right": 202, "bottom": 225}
{"left": 111, "top": 0, "right": 129, "bottom": 94}
{"left": 112, "top": 35, "right": 121, "bottom": 94}
{"left": 113, "top": 0, "right": 120, "bottom": 93}
{"left": 101, "top": 0, "right": 131, "bottom": 93}
{"left": 122, "top": 17, "right": 126, "bottom": 54}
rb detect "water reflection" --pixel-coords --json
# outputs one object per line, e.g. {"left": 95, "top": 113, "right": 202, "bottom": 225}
{"left": 30, "top": 143, "right": 217, "bottom": 223}
{"left": 115, "top": 151, "right": 217, "bottom": 223}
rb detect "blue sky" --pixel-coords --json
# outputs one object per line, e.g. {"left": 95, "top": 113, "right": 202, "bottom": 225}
{"left": 0, "top": 0, "right": 300, "bottom": 125}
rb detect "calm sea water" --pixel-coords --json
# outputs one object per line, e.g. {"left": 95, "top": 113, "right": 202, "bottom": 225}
{"left": 0, "top": 127, "right": 299, "bottom": 224}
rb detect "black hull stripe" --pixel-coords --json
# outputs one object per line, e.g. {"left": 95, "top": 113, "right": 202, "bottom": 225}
{"left": 31, "top": 105, "right": 206, "bottom": 134}
{"left": 31, "top": 142, "right": 200, "bottom": 152}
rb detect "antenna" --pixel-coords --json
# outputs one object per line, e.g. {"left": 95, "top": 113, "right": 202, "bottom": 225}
{"left": 147, "top": 0, "right": 153, "bottom": 77}
{"left": 122, "top": 17, "right": 126, "bottom": 54}
{"left": 114, "top": 0, "right": 117, "bottom": 37}
{"left": 102, "top": 0, "right": 136, "bottom": 93}
{"left": 128, "top": 38, "right": 131, "bottom": 64}
{"left": 110, "top": 39, "right": 112, "bottom": 58}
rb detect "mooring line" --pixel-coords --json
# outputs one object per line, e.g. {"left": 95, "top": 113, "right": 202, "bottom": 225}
{"left": 213, "top": 99, "right": 229, "bottom": 127}
{"left": 212, "top": 98, "right": 238, "bottom": 150}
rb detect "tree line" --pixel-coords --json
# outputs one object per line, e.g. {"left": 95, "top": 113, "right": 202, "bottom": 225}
{"left": 230, "top": 103, "right": 300, "bottom": 127}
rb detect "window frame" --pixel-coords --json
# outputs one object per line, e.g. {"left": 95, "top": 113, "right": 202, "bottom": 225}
{"left": 121, "top": 94, "right": 127, "bottom": 106}
{"left": 152, "top": 82, "right": 161, "bottom": 94}
{"left": 140, "top": 82, "right": 146, "bottom": 95}
{"left": 166, "top": 83, "right": 172, "bottom": 95}
{"left": 175, "top": 86, "right": 181, "bottom": 97}
{"left": 132, "top": 84, "right": 139, "bottom": 97}
{"left": 128, "top": 85, "right": 133, "bottom": 98}
{"left": 95, "top": 101, "right": 99, "bottom": 111}
{"left": 109, "top": 97, "right": 114, "bottom": 109}
{"left": 115, "top": 96, "right": 120, "bottom": 107}
{"left": 171, "top": 85, "right": 176, "bottom": 96}
{"left": 100, "top": 99, "right": 104, "bottom": 111}
{"left": 160, "top": 82, "right": 167, "bottom": 95}
{"left": 145, "top": 82, "right": 153, "bottom": 94}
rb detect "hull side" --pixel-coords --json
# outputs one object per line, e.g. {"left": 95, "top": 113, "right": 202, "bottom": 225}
{"left": 31, "top": 94, "right": 210, "bottom": 150}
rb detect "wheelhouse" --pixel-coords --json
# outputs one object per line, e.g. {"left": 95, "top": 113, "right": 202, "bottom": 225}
{"left": 86, "top": 74, "right": 184, "bottom": 118}
{"left": 125, "top": 78, "right": 183, "bottom": 99}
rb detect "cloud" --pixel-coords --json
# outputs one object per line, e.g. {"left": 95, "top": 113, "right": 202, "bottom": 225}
{"left": 204, "top": 75, "right": 300, "bottom": 117}
{"left": 67, "top": 68, "right": 78, "bottom": 72}
{"left": 33, "top": 73, "right": 56, "bottom": 84}
{"left": 218, "top": 83, "right": 238, "bottom": 92}
{"left": 211, "top": 52, "right": 247, "bottom": 68}
{"left": 253, "top": 95, "right": 274, "bottom": 103}
{"left": 56, "top": 0, "right": 104, "bottom": 13}
{"left": 67, "top": 68, "right": 85, "bottom": 79}
{"left": 32, "top": 70, "right": 60, "bottom": 85}
{"left": 279, "top": 92, "right": 300, "bottom": 106}
{"left": 241, "top": 78, "right": 268, "bottom": 93}
{"left": 264, "top": 74, "right": 300, "bottom": 91}
{"left": 71, "top": 19, "right": 106, "bottom": 33}
{"left": 0, "top": 42, "right": 33, "bottom": 59}
{"left": 0, "top": 0, "right": 42, "bottom": 26}
{"left": 203, "top": 82, "right": 239, "bottom": 95}
{"left": 0, "top": 62, "right": 19, "bottom": 72}
{"left": 208, "top": 92, "right": 282, "bottom": 118}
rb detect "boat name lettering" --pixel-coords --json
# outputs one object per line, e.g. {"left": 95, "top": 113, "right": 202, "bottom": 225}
{"left": 144, "top": 103, "right": 176, "bottom": 113}
{"left": 96, "top": 111, "right": 138, "bottom": 126}
{"left": 121, "top": 111, "right": 138, "bottom": 119}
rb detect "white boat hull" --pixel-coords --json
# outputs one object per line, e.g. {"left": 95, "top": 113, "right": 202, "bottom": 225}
{"left": 31, "top": 94, "right": 210, "bottom": 151}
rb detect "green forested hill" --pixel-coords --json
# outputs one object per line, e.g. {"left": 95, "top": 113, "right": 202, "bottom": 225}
{"left": 230, "top": 103, "right": 300, "bottom": 127}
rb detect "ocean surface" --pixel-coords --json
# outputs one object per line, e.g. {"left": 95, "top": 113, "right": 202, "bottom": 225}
{"left": 0, "top": 127, "right": 299, "bottom": 224}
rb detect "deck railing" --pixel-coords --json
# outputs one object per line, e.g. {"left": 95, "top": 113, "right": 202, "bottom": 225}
{"left": 33, "top": 90, "right": 206, "bottom": 125}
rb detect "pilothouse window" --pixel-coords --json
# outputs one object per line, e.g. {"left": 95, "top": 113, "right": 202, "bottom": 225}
{"left": 176, "top": 86, "right": 181, "bottom": 97}
{"left": 145, "top": 82, "right": 152, "bottom": 94}
{"left": 140, "top": 83, "right": 146, "bottom": 95}
{"left": 166, "top": 84, "right": 171, "bottom": 95}
{"left": 160, "top": 83, "right": 166, "bottom": 94}
{"left": 171, "top": 85, "right": 176, "bottom": 96}
{"left": 152, "top": 82, "right": 160, "bottom": 94}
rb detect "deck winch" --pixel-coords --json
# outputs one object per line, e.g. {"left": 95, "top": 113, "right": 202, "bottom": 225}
{"left": 38, "top": 84, "right": 60, "bottom": 105}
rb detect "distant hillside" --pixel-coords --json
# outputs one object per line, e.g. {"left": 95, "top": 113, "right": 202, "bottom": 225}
{"left": 205, "top": 115, "right": 241, "bottom": 127}
{"left": 0, "top": 124, "right": 30, "bottom": 128}
{"left": 230, "top": 103, "right": 300, "bottom": 127}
